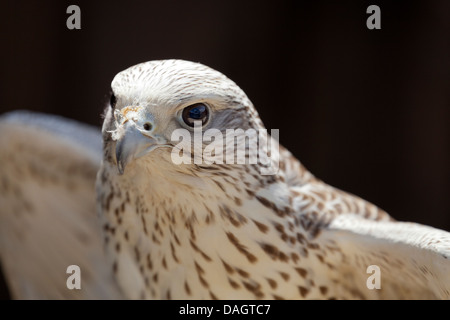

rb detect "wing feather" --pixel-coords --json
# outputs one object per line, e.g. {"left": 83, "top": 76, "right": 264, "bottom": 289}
{"left": 318, "top": 214, "right": 450, "bottom": 299}
{"left": 0, "top": 111, "right": 123, "bottom": 299}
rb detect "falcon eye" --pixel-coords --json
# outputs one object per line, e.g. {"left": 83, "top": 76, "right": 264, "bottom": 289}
{"left": 181, "top": 103, "right": 210, "bottom": 127}
{"left": 110, "top": 93, "right": 117, "bottom": 109}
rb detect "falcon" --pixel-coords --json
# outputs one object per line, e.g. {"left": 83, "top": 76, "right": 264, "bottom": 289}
{"left": 0, "top": 59, "right": 449, "bottom": 299}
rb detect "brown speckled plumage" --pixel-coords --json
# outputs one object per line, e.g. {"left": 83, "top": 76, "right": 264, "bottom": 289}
{"left": 96, "top": 60, "right": 450, "bottom": 299}
{"left": 0, "top": 60, "right": 449, "bottom": 300}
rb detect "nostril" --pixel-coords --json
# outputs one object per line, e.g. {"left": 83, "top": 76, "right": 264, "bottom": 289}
{"left": 143, "top": 123, "right": 152, "bottom": 131}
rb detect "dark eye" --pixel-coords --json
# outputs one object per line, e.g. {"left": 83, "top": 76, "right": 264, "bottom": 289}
{"left": 181, "top": 103, "right": 209, "bottom": 127}
{"left": 110, "top": 93, "right": 117, "bottom": 109}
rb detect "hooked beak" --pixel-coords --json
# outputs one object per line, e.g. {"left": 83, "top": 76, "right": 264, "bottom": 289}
{"left": 115, "top": 121, "right": 159, "bottom": 175}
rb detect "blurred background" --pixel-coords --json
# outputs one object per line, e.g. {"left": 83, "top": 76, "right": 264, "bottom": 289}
{"left": 0, "top": 0, "right": 449, "bottom": 298}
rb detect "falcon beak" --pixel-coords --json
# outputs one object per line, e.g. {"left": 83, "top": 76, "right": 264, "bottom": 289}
{"left": 115, "top": 121, "right": 158, "bottom": 175}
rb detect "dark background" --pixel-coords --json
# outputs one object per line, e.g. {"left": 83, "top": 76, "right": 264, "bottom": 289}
{"left": 0, "top": 0, "right": 449, "bottom": 299}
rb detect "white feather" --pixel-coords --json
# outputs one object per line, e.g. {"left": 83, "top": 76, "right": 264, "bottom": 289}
{"left": 0, "top": 111, "right": 123, "bottom": 299}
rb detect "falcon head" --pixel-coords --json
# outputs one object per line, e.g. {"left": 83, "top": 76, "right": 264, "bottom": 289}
{"left": 102, "top": 60, "right": 264, "bottom": 176}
